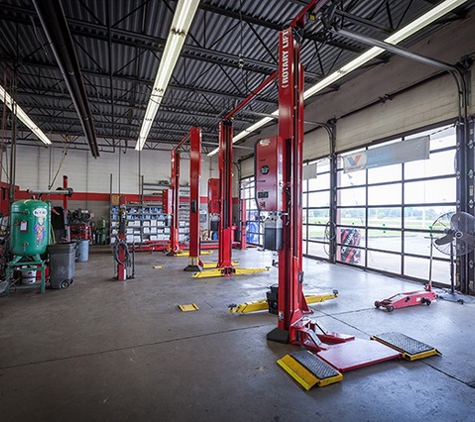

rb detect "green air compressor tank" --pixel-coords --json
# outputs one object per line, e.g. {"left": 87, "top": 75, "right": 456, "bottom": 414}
{"left": 10, "top": 199, "right": 51, "bottom": 256}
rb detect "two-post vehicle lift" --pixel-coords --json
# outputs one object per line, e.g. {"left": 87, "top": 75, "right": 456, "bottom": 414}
{"left": 192, "top": 97, "right": 273, "bottom": 279}
{"left": 163, "top": 127, "right": 209, "bottom": 272}
{"left": 233, "top": 0, "right": 440, "bottom": 389}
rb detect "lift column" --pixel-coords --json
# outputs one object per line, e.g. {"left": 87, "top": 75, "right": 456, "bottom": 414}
{"left": 217, "top": 120, "right": 235, "bottom": 275}
{"left": 184, "top": 127, "right": 203, "bottom": 271}
{"left": 267, "top": 25, "right": 308, "bottom": 343}
{"left": 168, "top": 148, "right": 181, "bottom": 255}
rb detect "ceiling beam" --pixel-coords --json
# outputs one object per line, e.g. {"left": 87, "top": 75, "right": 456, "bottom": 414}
{"left": 2, "top": 56, "right": 278, "bottom": 107}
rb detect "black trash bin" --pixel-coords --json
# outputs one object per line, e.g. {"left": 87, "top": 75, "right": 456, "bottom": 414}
{"left": 48, "top": 242, "right": 76, "bottom": 289}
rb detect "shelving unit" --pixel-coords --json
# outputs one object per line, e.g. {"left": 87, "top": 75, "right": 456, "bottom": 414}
{"left": 109, "top": 196, "right": 192, "bottom": 245}
{"left": 178, "top": 187, "right": 190, "bottom": 243}
{"left": 109, "top": 203, "right": 171, "bottom": 245}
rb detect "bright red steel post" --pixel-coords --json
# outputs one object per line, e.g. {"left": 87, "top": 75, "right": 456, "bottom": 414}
{"left": 188, "top": 127, "right": 202, "bottom": 265}
{"left": 217, "top": 120, "right": 234, "bottom": 272}
{"left": 169, "top": 149, "right": 181, "bottom": 253}
{"left": 276, "top": 26, "right": 308, "bottom": 337}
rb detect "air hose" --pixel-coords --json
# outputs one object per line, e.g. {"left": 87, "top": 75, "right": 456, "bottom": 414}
{"left": 113, "top": 239, "right": 131, "bottom": 265}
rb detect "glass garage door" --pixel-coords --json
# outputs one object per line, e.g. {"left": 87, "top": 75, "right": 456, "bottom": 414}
{"left": 335, "top": 125, "right": 456, "bottom": 285}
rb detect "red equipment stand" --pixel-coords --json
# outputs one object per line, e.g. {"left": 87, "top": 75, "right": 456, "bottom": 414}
{"left": 115, "top": 197, "right": 128, "bottom": 281}
{"left": 116, "top": 207, "right": 127, "bottom": 281}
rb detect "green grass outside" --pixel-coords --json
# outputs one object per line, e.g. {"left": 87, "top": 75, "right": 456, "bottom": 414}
{"left": 306, "top": 217, "right": 435, "bottom": 238}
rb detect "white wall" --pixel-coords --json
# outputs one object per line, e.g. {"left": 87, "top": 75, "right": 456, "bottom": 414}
{"left": 5, "top": 145, "right": 216, "bottom": 193}
{"left": 3, "top": 145, "right": 218, "bottom": 220}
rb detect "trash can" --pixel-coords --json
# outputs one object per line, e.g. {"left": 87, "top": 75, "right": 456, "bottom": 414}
{"left": 76, "top": 239, "right": 90, "bottom": 262}
{"left": 48, "top": 242, "right": 76, "bottom": 289}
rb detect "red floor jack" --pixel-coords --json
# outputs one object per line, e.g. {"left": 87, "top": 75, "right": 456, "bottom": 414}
{"left": 374, "top": 284, "right": 437, "bottom": 312}
{"left": 113, "top": 203, "right": 135, "bottom": 281}
{"left": 374, "top": 240, "right": 438, "bottom": 312}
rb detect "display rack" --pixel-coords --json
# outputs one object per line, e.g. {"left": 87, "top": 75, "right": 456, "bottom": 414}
{"left": 109, "top": 197, "right": 191, "bottom": 245}
{"left": 109, "top": 203, "right": 170, "bottom": 244}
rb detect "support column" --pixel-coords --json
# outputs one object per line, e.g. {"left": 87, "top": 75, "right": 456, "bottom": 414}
{"left": 184, "top": 127, "right": 203, "bottom": 271}
{"left": 168, "top": 149, "right": 181, "bottom": 254}
{"left": 217, "top": 120, "right": 235, "bottom": 275}
{"left": 268, "top": 26, "right": 307, "bottom": 342}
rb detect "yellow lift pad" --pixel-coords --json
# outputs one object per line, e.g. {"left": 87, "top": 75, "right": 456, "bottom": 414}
{"left": 174, "top": 250, "right": 213, "bottom": 257}
{"left": 371, "top": 332, "right": 441, "bottom": 361}
{"left": 152, "top": 265, "right": 164, "bottom": 269}
{"left": 191, "top": 267, "right": 269, "bottom": 279}
{"left": 278, "top": 351, "right": 342, "bottom": 390}
{"left": 202, "top": 261, "right": 239, "bottom": 269}
{"left": 178, "top": 303, "right": 199, "bottom": 312}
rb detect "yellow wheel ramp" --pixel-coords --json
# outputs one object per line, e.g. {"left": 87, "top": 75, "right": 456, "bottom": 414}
{"left": 228, "top": 291, "right": 338, "bottom": 313}
{"left": 191, "top": 266, "right": 269, "bottom": 279}
{"left": 277, "top": 351, "right": 342, "bottom": 390}
{"left": 371, "top": 332, "right": 441, "bottom": 361}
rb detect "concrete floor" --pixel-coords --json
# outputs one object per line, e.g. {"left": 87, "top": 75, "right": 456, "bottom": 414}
{"left": 0, "top": 246, "right": 474, "bottom": 422}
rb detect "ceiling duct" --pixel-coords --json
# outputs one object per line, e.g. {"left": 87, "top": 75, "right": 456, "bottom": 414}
{"left": 32, "top": 0, "right": 100, "bottom": 157}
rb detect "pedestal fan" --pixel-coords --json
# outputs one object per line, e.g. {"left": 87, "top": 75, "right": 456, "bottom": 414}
{"left": 431, "top": 211, "right": 475, "bottom": 304}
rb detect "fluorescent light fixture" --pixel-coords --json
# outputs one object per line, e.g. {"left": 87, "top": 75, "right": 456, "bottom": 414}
{"left": 136, "top": 0, "right": 200, "bottom": 151}
{"left": 208, "top": 0, "right": 467, "bottom": 156}
{"left": 0, "top": 83, "right": 52, "bottom": 146}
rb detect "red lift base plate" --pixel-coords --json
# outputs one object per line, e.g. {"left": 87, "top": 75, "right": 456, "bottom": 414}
{"left": 317, "top": 338, "right": 401, "bottom": 372}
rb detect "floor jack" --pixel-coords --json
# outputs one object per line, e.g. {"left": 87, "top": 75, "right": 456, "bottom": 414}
{"left": 374, "top": 284, "right": 437, "bottom": 312}
{"left": 374, "top": 235, "right": 439, "bottom": 312}
{"left": 225, "top": 1, "right": 441, "bottom": 390}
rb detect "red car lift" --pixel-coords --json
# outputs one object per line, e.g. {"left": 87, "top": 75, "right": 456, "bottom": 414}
{"left": 191, "top": 107, "right": 271, "bottom": 279}
{"left": 246, "top": 0, "right": 439, "bottom": 388}
{"left": 165, "top": 128, "right": 204, "bottom": 271}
